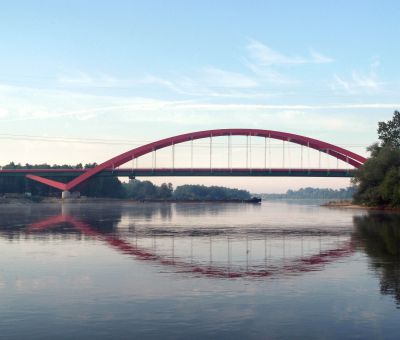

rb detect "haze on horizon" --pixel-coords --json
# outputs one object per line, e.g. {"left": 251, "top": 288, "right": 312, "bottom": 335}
{"left": 0, "top": 0, "right": 399, "bottom": 193}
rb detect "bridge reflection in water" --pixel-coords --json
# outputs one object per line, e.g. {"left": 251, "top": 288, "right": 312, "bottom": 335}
{"left": 2, "top": 202, "right": 400, "bottom": 308}
{"left": 26, "top": 207, "right": 355, "bottom": 279}
{"left": 22, "top": 206, "right": 400, "bottom": 306}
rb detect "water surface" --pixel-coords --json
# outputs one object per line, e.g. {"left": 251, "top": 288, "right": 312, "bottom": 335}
{"left": 0, "top": 201, "right": 399, "bottom": 339}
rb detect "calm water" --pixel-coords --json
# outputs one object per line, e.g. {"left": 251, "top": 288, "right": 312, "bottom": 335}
{"left": 0, "top": 201, "right": 400, "bottom": 339}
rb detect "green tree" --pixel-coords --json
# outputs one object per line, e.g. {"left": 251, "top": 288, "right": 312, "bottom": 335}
{"left": 157, "top": 183, "right": 173, "bottom": 199}
{"left": 353, "top": 111, "right": 400, "bottom": 207}
{"left": 173, "top": 184, "right": 250, "bottom": 200}
{"left": 378, "top": 110, "right": 400, "bottom": 148}
{"left": 123, "top": 180, "right": 174, "bottom": 200}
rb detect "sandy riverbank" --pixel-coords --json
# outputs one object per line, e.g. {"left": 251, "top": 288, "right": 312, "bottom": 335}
{"left": 321, "top": 200, "right": 400, "bottom": 211}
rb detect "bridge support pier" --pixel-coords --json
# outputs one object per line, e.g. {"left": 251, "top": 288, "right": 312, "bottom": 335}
{"left": 62, "top": 191, "right": 71, "bottom": 200}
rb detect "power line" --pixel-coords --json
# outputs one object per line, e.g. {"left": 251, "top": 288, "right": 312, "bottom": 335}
{"left": 0, "top": 133, "right": 370, "bottom": 149}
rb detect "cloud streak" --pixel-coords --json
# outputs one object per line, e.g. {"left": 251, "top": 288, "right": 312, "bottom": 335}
{"left": 331, "top": 59, "right": 384, "bottom": 94}
{"left": 332, "top": 73, "right": 382, "bottom": 93}
{"left": 1, "top": 82, "right": 399, "bottom": 119}
{"left": 0, "top": 82, "right": 396, "bottom": 138}
{"left": 55, "top": 40, "right": 334, "bottom": 98}
{"left": 246, "top": 39, "right": 334, "bottom": 66}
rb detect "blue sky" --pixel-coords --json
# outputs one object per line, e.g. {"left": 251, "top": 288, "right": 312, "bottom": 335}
{"left": 0, "top": 0, "right": 399, "bottom": 192}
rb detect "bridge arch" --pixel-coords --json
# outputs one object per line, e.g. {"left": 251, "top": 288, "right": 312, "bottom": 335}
{"left": 26, "top": 129, "right": 367, "bottom": 191}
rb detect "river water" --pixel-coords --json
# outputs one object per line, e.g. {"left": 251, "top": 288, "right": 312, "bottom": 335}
{"left": 0, "top": 201, "right": 399, "bottom": 339}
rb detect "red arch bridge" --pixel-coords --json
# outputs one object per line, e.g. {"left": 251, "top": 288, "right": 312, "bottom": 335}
{"left": 0, "top": 129, "right": 366, "bottom": 196}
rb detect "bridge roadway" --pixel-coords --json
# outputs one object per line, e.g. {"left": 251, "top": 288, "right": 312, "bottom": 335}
{"left": 0, "top": 168, "right": 354, "bottom": 178}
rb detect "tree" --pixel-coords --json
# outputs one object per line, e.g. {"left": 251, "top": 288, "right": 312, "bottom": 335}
{"left": 157, "top": 183, "right": 173, "bottom": 199}
{"left": 377, "top": 110, "right": 400, "bottom": 148}
{"left": 123, "top": 181, "right": 175, "bottom": 200}
{"left": 173, "top": 184, "right": 251, "bottom": 200}
{"left": 352, "top": 147, "right": 400, "bottom": 206}
{"left": 353, "top": 111, "right": 400, "bottom": 207}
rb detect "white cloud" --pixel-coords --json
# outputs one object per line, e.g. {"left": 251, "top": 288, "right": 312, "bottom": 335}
{"left": 0, "top": 82, "right": 398, "bottom": 125}
{"left": 352, "top": 72, "right": 380, "bottom": 89}
{"left": 332, "top": 72, "right": 381, "bottom": 94}
{"left": 331, "top": 59, "right": 383, "bottom": 94}
{"left": 139, "top": 71, "right": 266, "bottom": 99}
{"left": 309, "top": 49, "right": 334, "bottom": 64}
{"left": 247, "top": 40, "right": 305, "bottom": 66}
{"left": 57, "top": 69, "right": 265, "bottom": 99}
{"left": 55, "top": 40, "right": 334, "bottom": 97}
{"left": 244, "top": 39, "right": 333, "bottom": 85}
{"left": 247, "top": 39, "right": 334, "bottom": 66}
{"left": 245, "top": 62, "right": 296, "bottom": 84}
{"left": 167, "top": 102, "right": 400, "bottom": 111}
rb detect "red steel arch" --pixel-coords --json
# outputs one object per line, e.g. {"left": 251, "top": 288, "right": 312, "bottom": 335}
{"left": 27, "top": 129, "right": 367, "bottom": 191}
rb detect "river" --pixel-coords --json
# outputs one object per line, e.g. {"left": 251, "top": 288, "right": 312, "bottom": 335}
{"left": 0, "top": 201, "right": 399, "bottom": 339}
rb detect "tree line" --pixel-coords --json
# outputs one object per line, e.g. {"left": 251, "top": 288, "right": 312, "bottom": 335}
{"left": 0, "top": 162, "right": 125, "bottom": 198}
{"left": 262, "top": 187, "right": 355, "bottom": 200}
{"left": 0, "top": 163, "right": 250, "bottom": 201}
{"left": 352, "top": 111, "right": 400, "bottom": 207}
{"left": 119, "top": 181, "right": 251, "bottom": 200}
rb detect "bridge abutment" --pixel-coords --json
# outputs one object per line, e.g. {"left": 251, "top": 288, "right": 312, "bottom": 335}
{"left": 62, "top": 191, "right": 81, "bottom": 200}
{"left": 61, "top": 191, "right": 71, "bottom": 199}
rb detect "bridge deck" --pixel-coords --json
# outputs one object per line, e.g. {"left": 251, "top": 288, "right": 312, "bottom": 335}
{"left": 0, "top": 168, "right": 354, "bottom": 178}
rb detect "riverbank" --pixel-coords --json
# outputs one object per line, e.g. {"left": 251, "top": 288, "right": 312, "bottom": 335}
{"left": 321, "top": 200, "right": 366, "bottom": 209}
{"left": 322, "top": 200, "right": 400, "bottom": 211}
{"left": 0, "top": 196, "right": 261, "bottom": 204}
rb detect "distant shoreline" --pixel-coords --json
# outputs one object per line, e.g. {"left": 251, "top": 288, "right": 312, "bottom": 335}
{"left": 0, "top": 197, "right": 261, "bottom": 204}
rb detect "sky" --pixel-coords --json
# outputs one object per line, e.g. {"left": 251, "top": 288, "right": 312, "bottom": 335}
{"left": 0, "top": 0, "right": 399, "bottom": 193}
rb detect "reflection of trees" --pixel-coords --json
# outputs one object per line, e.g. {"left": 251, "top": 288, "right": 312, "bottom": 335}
{"left": 0, "top": 204, "right": 123, "bottom": 238}
{"left": 0, "top": 203, "right": 260, "bottom": 239}
{"left": 353, "top": 213, "right": 400, "bottom": 306}
{"left": 68, "top": 204, "right": 122, "bottom": 234}
{"left": 121, "top": 203, "right": 172, "bottom": 221}
{"left": 174, "top": 202, "right": 260, "bottom": 216}
{"left": 0, "top": 203, "right": 175, "bottom": 239}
